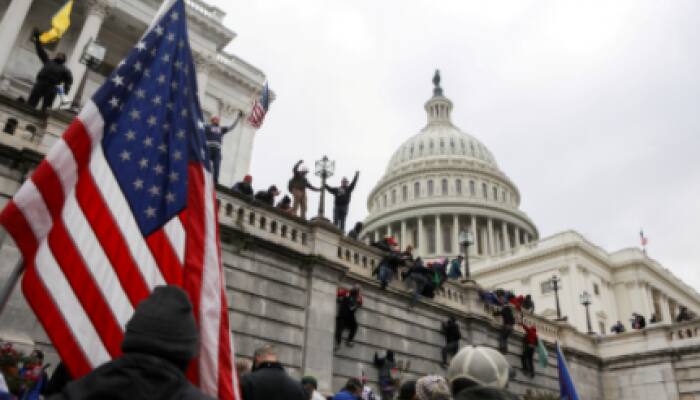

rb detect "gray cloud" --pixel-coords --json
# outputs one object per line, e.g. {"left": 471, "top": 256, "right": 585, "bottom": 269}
{"left": 209, "top": 0, "right": 700, "bottom": 291}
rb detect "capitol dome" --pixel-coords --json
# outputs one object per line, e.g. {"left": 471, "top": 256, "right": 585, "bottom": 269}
{"left": 363, "top": 72, "right": 538, "bottom": 260}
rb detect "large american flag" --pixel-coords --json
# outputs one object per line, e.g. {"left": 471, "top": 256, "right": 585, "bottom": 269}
{"left": 247, "top": 83, "right": 269, "bottom": 128}
{"left": 0, "top": 1, "right": 238, "bottom": 398}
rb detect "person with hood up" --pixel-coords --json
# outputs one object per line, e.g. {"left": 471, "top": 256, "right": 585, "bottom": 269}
{"left": 205, "top": 112, "right": 241, "bottom": 184}
{"left": 324, "top": 171, "right": 359, "bottom": 231}
{"left": 331, "top": 378, "right": 363, "bottom": 400}
{"left": 335, "top": 285, "right": 363, "bottom": 350}
{"left": 241, "top": 344, "right": 306, "bottom": 400}
{"left": 441, "top": 316, "right": 461, "bottom": 368}
{"left": 373, "top": 350, "right": 398, "bottom": 400}
{"left": 28, "top": 29, "right": 73, "bottom": 111}
{"left": 48, "top": 285, "right": 214, "bottom": 400}
{"left": 289, "top": 160, "right": 320, "bottom": 219}
{"left": 254, "top": 185, "right": 280, "bottom": 206}
{"left": 232, "top": 175, "right": 254, "bottom": 197}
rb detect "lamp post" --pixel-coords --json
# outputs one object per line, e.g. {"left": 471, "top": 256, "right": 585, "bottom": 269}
{"left": 314, "top": 155, "right": 335, "bottom": 221}
{"left": 580, "top": 290, "right": 594, "bottom": 334}
{"left": 550, "top": 275, "right": 563, "bottom": 320}
{"left": 70, "top": 38, "right": 106, "bottom": 109}
{"left": 458, "top": 230, "right": 474, "bottom": 282}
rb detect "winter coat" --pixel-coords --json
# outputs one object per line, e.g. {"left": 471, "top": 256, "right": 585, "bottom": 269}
{"left": 442, "top": 320, "right": 461, "bottom": 343}
{"left": 373, "top": 353, "right": 397, "bottom": 388}
{"left": 232, "top": 181, "right": 254, "bottom": 197}
{"left": 254, "top": 187, "right": 276, "bottom": 206}
{"left": 33, "top": 35, "right": 72, "bottom": 91}
{"left": 332, "top": 390, "right": 358, "bottom": 400}
{"left": 448, "top": 258, "right": 462, "bottom": 279}
{"left": 240, "top": 362, "right": 306, "bottom": 400}
{"left": 337, "top": 288, "right": 363, "bottom": 319}
{"left": 325, "top": 173, "right": 359, "bottom": 207}
{"left": 289, "top": 162, "right": 318, "bottom": 192}
{"left": 204, "top": 124, "right": 231, "bottom": 148}
{"left": 522, "top": 324, "right": 538, "bottom": 345}
{"left": 498, "top": 304, "right": 515, "bottom": 326}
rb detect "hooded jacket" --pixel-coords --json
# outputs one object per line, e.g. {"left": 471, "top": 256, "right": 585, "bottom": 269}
{"left": 48, "top": 286, "right": 213, "bottom": 400}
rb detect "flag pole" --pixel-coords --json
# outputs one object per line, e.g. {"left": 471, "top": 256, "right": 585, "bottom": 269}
{"left": 0, "top": 258, "right": 23, "bottom": 316}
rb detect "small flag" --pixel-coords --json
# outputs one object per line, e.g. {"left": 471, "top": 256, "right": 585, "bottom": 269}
{"left": 556, "top": 342, "right": 580, "bottom": 400}
{"left": 640, "top": 229, "right": 648, "bottom": 247}
{"left": 247, "top": 83, "right": 270, "bottom": 128}
{"left": 39, "top": 0, "right": 73, "bottom": 44}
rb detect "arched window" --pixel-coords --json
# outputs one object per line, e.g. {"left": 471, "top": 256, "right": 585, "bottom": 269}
{"left": 414, "top": 182, "right": 420, "bottom": 198}
{"left": 391, "top": 189, "right": 397, "bottom": 204}
{"left": 482, "top": 183, "right": 488, "bottom": 199}
{"left": 493, "top": 186, "right": 498, "bottom": 200}
{"left": 428, "top": 180, "right": 434, "bottom": 196}
{"left": 502, "top": 190, "right": 506, "bottom": 202}
{"left": 456, "top": 179, "right": 462, "bottom": 195}
{"left": 402, "top": 185, "right": 408, "bottom": 201}
{"left": 441, "top": 179, "right": 448, "bottom": 195}
{"left": 469, "top": 180, "right": 475, "bottom": 196}
{"left": 3, "top": 118, "right": 18, "bottom": 135}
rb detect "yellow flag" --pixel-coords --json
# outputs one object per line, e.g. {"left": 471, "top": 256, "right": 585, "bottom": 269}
{"left": 39, "top": 0, "right": 74, "bottom": 44}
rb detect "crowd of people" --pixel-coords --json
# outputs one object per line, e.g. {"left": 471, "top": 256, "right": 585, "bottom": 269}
{"left": 230, "top": 159, "right": 360, "bottom": 231}
{"left": 610, "top": 306, "right": 696, "bottom": 334}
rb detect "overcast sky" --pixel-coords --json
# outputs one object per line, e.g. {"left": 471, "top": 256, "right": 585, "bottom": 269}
{"left": 208, "top": 0, "right": 700, "bottom": 291}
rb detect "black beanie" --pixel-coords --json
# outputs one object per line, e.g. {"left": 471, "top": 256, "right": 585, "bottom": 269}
{"left": 121, "top": 285, "right": 199, "bottom": 366}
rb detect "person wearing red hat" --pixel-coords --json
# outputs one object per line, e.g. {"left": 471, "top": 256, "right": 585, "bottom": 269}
{"left": 232, "top": 175, "right": 254, "bottom": 198}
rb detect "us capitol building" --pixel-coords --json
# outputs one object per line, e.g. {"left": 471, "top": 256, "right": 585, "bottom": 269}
{"left": 363, "top": 73, "right": 700, "bottom": 335}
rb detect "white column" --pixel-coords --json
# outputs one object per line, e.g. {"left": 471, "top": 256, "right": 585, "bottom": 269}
{"left": 452, "top": 214, "right": 459, "bottom": 255}
{"left": 502, "top": 222, "right": 511, "bottom": 251}
{"left": 435, "top": 215, "right": 442, "bottom": 255}
{"left": 487, "top": 218, "right": 495, "bottom": 255}
{"left": 470, "top": 215, "right": 478, "bottom": 257}
{"left": 417, "top": 217, "right": 425, "bottom": 256}
{"left": 194, "top": 52, "right": 215, "bottom": 105}
{"left": 514, "top": 226, "right": 521, "bottom": 247}
{"left": 480, "top": 226, "right": 488, "bottom": 256}
{"left": 0, "top": 0, "right": 35, "bottom": 78}
{"left": 659, "top": 293, "right": 672, "bottom": 323}
{"left": 65, "top": 0, "right": 111, "bottom": 104}
{"left": 400, "top": 221, "right": 407, "bottom": 250}
{"left": 373, "top": 230, "right": 379, "bottom": 243}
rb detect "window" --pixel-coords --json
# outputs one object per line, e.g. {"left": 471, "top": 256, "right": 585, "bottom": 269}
{"left": 410, "top": 146, "right": 415, "bottom": 156}
{"left": 482, "top": 183, "right": 488, "bottom": 199}
{"left": 429, "top": 140, "right": 434, "bottom": 150}
{"left": 383, "top": 194, "right": 387, "bottom": 207}
{"left": 428, "top": 180, "right": 434, "bottom": 196}
{"left": 501, "top": 190, "right": 506, "bottom": 202}
{"left": 456, "top": 179, "right": 462, "bottom": 195}
{"left": 469, "top": 181, "right": 475, "bottom": 196}
{"left": 541, "top": 280, "right": 563, "bottom": 294}
{"left": 414, "top": 182, "right": 421, "bottom": 198}
{"left": 470, "top": 142, "right": 475, "bottom": 155}
{"left": 402, "top": 185, "right": 408, "bottom": 201}
{"left": 493, "top": 187, "right": 498, "bottom": 200}
{"left": 450, "top": 139, "right": 455, "bottom": 150}
{"left": 391, "top": 189, "right": 396, "bottom": 204}
{"left": 441, "top": 179, "right": 448, "bottom": 195}
{"left": 593, "top": 283, "right": 600, "bottom": 296}
{"left": 419, "top": 142, "right": 424, "bottom": 154}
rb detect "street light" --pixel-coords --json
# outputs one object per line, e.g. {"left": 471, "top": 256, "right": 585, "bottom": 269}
{"left": 458, "top": 230, "right": 474, "bottom": 282}
{"left": 70, "top": 38, "right": 106, "bottom": 109}
{"left": 550, "top": 275, "right": 563, "bottom": 320}
{"left": 580, "top": 290, "right": 594, "bottom": 334}
{"left": 314, "top": 155, "right": 335, "bottom": 220}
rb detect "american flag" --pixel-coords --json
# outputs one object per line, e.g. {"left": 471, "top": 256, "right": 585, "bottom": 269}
{"left": 247, "top": 83, "right": 270, "bottom": 128}
{"left": 0, "top": 1, "right": 238, "bottom": 399}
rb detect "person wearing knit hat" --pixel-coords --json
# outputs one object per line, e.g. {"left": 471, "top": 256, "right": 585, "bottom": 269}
{"left": 301, "top": 376, "right": 325, "bottom": 400}
{"left": 48, "top": 285, "right": 214, "bottom": 400}
{"left": 232, "top": 175, "right": 255, "bottom": 198}
{"left": 415, "top": 375, "right": 450, "bottom": 400}
{"left": 397, "top": 379, "right": 417, "bottom": 400}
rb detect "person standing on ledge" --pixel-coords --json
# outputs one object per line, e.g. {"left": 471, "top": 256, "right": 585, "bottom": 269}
{"left": 324, "top": 171, "right": 359, "bottom": 231}
{"left": 205, "top": 112, "right": 241, "bottom": 184}
{"left": 288, "top": 160, "right": 319, "bottom": 219}
{"left": 28, "top": 28, "right": 72, "bottom": 111}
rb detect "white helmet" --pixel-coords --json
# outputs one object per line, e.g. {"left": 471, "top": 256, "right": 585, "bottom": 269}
{"left": 447, "top": 346, "right": 510, "bottom": 391}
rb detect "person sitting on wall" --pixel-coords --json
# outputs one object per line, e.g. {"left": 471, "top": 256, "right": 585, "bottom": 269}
{"left": 631, "top": 313, "right": 646, "bottom": 330}
{"left": 232, "top": 175, "right": 254, "bottom": 197}
{"left": 254, "top": 185, "right": 280, "bottom": 206}
{"left": 28, "top": 28, "right": 72, "bottom": 112}
{"left": 373, "top": 350, "right": 399, "bottom": 400}
{"left": 334, "top": 285, "right": 363, "bottom": 351}
{"left": 347, "top": 222, "right": 363, "bottom": 240}
{"left": 372, "top": 237, "right": 403, "bottom": 290}
{"left": 441, "top": 316, "right": 461, "bottom": 368}
{"left": 610, "top": 320, "right": 626, "bottom": 334}
{"left": 677, "top": 306, "right": 693, "bottom": 323}
{"left": 276, "top": 195, "right": 293, "bottom": 214}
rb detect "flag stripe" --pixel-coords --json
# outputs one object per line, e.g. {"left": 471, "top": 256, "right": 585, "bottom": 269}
{"left": 47, "top": 219, "right": 125, "bottom": 357}
{"left": 62, "top": 193, "right": 134, "bottom": 328}
{"left": 1, "top": 202, "right": 38, "bottom": 259}
{"left": 22, "top": 264, "right": 93, "bottom": 378}
{"left": 164, "top": 216, "right": 186, "bottom": 265}
{"left": 45, "top": 138, "right": 79, "bottom": 196}
{"left": 146, "top": 230, "right": 183, "bottom": 285}
{"left": 31, "top": 162, "right": 65, "bottom": 219}
{"left": 13, "top": 180, "right": 52, "bottom": 239}
{"left": 35, "top": 242, "right": 111, "bottom": 367}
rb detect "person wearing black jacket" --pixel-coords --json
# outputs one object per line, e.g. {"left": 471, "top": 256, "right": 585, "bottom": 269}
{"left": 48, "top": 286, "right": 213, "bottom": 400}
{"left": 334, "top": 285, "right": 363, "bottom": 351}
{"left": 324, "top": 171, "right": 359, "bottom": 231}
{"left": 205, "top": 112, "right": 241, "bottom": 184}
{"left": 405, "top": 259, "right": 433, "bottom": 307}
{"left": 241, "top": 345, "right": 306, "bottom": 400}
{"left": 28, "top": 29, "right": 72, "bottom": 111}
{"left": 495, "top": 298, "right": 515, "bottom": 354}
{"left": 441, "top": 316, "right": 461, "bottom": 368}
{"left": 373, "top": 350, "right": 397, "bottom": 400}
{"left": 372, "top": 237, "right": 403, "bottom": 290}
{"left": 254, "top": 185, "right": 280, "bottom": 206}
{"left": 232, "top": 175, "right": 254, "bottom": 197}
{"left": 347, "top": 222, "right": 363, "bottom": 240}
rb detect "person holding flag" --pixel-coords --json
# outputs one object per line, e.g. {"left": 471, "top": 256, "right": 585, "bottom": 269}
{"left": 0, "top": 0, "right": 239, "bottom": 399}
{"left": 205, "top": 112, "right": 242, "bottom": 184}
{"left": 38, "top": 0, "right": 74, "bottom": 44}
{"left": 27, "top": 28, "right": 73, "bottom": 111}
